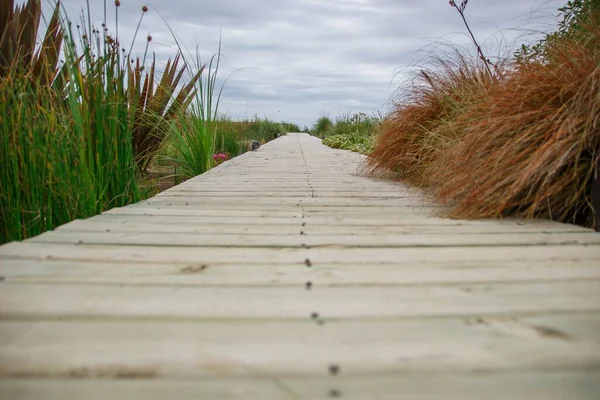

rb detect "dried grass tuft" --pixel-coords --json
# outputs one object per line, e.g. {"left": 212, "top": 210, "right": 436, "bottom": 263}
{"left": 368, "top": 49, "right": 499, "bottom": 187}
{"left": 367, "top": 19, "right": 600, "bottom": 227}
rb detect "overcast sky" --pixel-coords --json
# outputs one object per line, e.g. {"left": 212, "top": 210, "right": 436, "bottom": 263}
{"left": 52, "top": 0, "right": 565, "bottom": 128}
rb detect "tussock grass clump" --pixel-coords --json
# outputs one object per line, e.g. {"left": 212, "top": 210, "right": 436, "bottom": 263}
{"left": 433, "top": 23, "right": 600, "bottom": 225}
{"left": 368, "top": 51, "right": 498, "bottom": 185}
{"left": 367, "top": 10, "right": 600, "bottom": 228}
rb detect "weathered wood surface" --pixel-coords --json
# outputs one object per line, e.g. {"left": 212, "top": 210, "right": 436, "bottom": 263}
{"left": 1, "top": 133, "right": 599, "bottom": 399}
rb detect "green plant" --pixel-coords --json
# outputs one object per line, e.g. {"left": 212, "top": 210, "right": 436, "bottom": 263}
{"left": 163, "top": 42, "right": 225, "bottom": 179}
{"left": 129, "top": 53, "right": 203, "bottom": 171}
{"left": 0, "top": 0, "right": 141, "bottom": 243}
{"left": 312, "top": 116, "right": 333, "bottom": 137}
{"left": 0, "top": 0, "right": 206, "bottom": 243}
{"left": 321, "top": 112, "right": 382, "bottom": 154}
{"left": 245, "top": 116, "right": 282, "bottom": 142}
{"left": 323, "top": 131, "right": 375, "bottom": 155}
{"left": 515, "top": 0, "right": 600, "bottom": 63}
{"left": 279, "top": 122, "right": 300, "bottom": 133}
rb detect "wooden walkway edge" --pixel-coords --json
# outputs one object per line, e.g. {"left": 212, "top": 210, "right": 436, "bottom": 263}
{"left": 1, "top": 133, "right": 599, "bottom": 399}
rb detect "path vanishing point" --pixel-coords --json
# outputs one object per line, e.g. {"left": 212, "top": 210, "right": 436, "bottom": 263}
{"left": 1, "top": 133, "right": 600, "bottom": 399}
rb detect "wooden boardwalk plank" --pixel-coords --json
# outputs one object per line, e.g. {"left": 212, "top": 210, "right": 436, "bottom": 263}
{"left": 1, "top": 259, "right": 599, "bottom": 286}
{"left": 0, "top": 133, "right": 598, "bottom": 399}
{"left": 1, "top": 315, "right": 600, "bottom": 378}
{"left": 1, "top": 281, "right": 599, "bottom": 319}
{"left": 1, "top": 241, "right": 598, "bottom": 264}
{"left": 3, "top": 372, "right": 600, "bottom": 400}
{"left": 28, "top": 230, "right": 600, "bottom": 247}
{"left": 55, "top": 218, "right": 594, "bottom": 234}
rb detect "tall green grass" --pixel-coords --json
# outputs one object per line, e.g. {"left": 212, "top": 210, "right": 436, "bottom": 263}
{"left": 62, "top": 15, "right": 140, "bottom": 210}
{"left": 164, "top": 47, "right": 227, "bottom": 178}
{"left": 164, "top": 112, "right": 291, "bottom": 180}
{"left": 0, "top": 0, "right": 201, "bottom": 244}
{"left": 158, "top": 34, "right": 289, "bottom": 179}
{"left": 312, "top": 116, "right": 333, "bottom": 138}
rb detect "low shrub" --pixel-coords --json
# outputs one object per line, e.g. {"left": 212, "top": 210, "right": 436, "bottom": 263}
{"left": 321, "top": 112, "right": 382, "bottom": 155}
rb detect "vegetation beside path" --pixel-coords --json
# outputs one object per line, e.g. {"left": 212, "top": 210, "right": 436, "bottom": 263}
{"left": 0, "top": 0, "right": 298, "bottom": 244}
{"left": 318, "top": 0, "right": 600, "bottom": 229}
{"left": 312, "top": 113, "right": 381, "bottom": 155}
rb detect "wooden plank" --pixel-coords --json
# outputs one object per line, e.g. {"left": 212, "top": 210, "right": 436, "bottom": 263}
{"left": 0, "top": 281, "right": 598, "bottom": 319}
{"left": 55, "top": 218, "right": 593, "bottom": 235}
{"left": 140, "top": 199, "right": 440, "bottom": 207}
{"left": 81, "top": 214, "right": 593, "bottom": 231}
{"left": 1, "top": 259, "right": 599, "bottom": 286}
{"left": 58, "top": 219, "right": 308, "bottom": 235}
{"left": 2, "top": 372, "right": 599, "bottom": 400}
{"left": 28, "top": 230, "right": 600, "bottom": 248}
{"left": 1, "top": 316, "right": 599, "bottom": 378}
{"left": 155, "top": 190, "right": 424, "bottom": 197}
{"left": 100, "top": 207, "right": 590, "bottom": 228}
{"left": 104, "top": 207, "right": 304, "bottom": 218}
{"left": 1, "top": 242, "right": 599, "bottom": 265}
{"left": 131, "top": 198, "right": 442, "bottom": 207}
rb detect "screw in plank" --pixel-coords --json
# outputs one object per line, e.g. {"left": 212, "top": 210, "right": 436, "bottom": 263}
{"left": 310, "top": 312, "right": 319, "bottom": 319}
{"left": 305, "top": 281, "right": 312, "bottom": 290}
{"left": 328, "top": 389, "right": 341, "bottom": 397}
{"left": 329, "top": 364, "right": 340, "bottom": 376}
{"left": 305, "top": 258, "right": 312, "bottom": 267}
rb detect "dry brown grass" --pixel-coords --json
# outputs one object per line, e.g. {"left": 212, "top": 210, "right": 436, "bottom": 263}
{"left": 367, "top": 21, "right": 599, "bottom": 227}
{"left": 368, "top": 50, "right": 499, "bottom": 187}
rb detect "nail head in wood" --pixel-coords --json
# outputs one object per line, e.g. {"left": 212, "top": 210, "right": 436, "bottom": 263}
{"left": 329, "top": 364, "right": 340, "bottom": 375}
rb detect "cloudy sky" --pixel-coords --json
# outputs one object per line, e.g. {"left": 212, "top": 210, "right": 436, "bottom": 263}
{"left": 53, "top": 0, "right": 565, "bottom": 128}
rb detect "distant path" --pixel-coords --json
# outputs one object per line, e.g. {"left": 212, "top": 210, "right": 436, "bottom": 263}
{"left": 1, "top": 133, "right": 600, "bottom": 399}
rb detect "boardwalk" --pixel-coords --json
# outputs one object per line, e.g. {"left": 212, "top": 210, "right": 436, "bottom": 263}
{"left": 1, "top": 133, "right": 600, "bottom": 399}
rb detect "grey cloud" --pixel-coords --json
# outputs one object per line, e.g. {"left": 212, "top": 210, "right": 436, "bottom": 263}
{"left": 56, "top": 0, "right": 565, "bottom": 127}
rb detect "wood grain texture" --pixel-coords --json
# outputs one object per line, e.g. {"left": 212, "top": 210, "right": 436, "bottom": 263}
{"left": 0, "top": 133, "right": 598, "bottom": 399}
{"left": 1, "top": 281, "right": 599, "bottom": 319}
{"left": 1, "top": 315, "right": 599, "bottom": 377}
{"left": 3, "top": 372, "right": 600, "bottom": 400}
{"left": 1, "top": 259, "right": 600, "bottom": 286}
